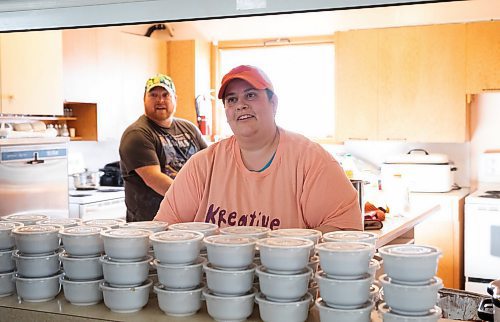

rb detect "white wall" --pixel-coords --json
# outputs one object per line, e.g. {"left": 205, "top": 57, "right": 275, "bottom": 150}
{"left": 69, "top": 139, "right": 120, "bottom": 172}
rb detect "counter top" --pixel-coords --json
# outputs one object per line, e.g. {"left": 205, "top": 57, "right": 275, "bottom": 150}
{"left": 0, "top": 203, "right": 446, "bottom": 321}
{"left": 0, "top": 137, "right": 69, "bottom": 146}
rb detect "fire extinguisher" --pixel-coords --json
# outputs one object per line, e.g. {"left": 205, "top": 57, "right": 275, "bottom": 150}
{"left": 199, "top": 115, "right": 207, "bottom": 135}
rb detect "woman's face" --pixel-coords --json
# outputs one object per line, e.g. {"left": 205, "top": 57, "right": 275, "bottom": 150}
{"left": 223, "top": 79, "right": 277, "bottom": 139}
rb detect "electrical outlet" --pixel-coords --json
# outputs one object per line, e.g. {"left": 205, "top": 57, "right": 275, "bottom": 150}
{"left": 478, "top": 153, "right": 500, "bottom": 183}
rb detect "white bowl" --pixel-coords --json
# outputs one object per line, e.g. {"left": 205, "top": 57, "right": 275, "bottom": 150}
{"left": 59, "top": 226, "right": 108, "bottom": 257}
{"left": 154, "top": 283, "right": 204, "bottom": 317}
{"left": 150, "top": 230, "right": 204, "bottom": 265}
{"left": 379, "top": 302, "right": 442, "bottom": 321}
{"left": 36, "top": 218, "right": 81, "bottom": 228}
{"left": 315, "top": 242, "right": 375, "bottom": 279}
{"left": 379, "top": 274, "right": 443, "bottom": 315}
{"left": 204, "top": 235, "right": 256, "bottom": 270}
{"left": 12, "top": 225, "right": 62, "bottom": 255}
{"left": 256, "top": 265, "right": 312, "bottom": 302}
{"left": 100, "top": 228, "right": 151, "bottom": 261}
{"left": 203, "top": 287, "right": 256, "bottom": 322}
{"left": 60, "top": 252, "right": 103, "bottom": 280}
{"left": 322, "top": 231, "right": 378, "bottom": 246}
{"left": 169, "top": 222, "right": 219, "bottom": 237}
{"left": 0, "top": 221, "right": 23, "bottom": 250}
{"left": 100, "top": 255, "right": 152, "bottom": 287}
{"left": 100, "top": 279, "right": 152, "bottom": 313}
{"left": 378, "top": 244, "right": 442, "bottom": 284}
{"left": 13, "top": 249, "right": 62, "bottom": 278}
{"left": 219, "top": 226, "right": 270, "bottom": 239}
{"left": 0, "top": 249, "right": 15, "bottom": 273}
{"left": 257, "top": 237, "right": 314, "bottom": 274}
{"left": 154, "top": 257, "right": 205, "bottom": 290}
{"left": 14, "top": 271, "right": 62, "bottom": 302}
{"left": 256, "top": 292, "right": 312, "bottom": 322}
{"left": 0, "top": 271, "right": 16, "bottom": 297}
{"left": 204, "top": 262, "right": 256, "bottom": 296}
{"left": 315, "top": 271, "right": 372, "bottom": 308}
{"left": 1, "top": 214, "right": 49, "bottom": 226}
{"left": 315, "top": 298, "right": 373, "bottom": 322}
{"left": 60, "top": 276, "right": 103, "bottom": 306}
{"left": 81, "top": 218, "right": 125, "bottom": 229}
{"left": 119, "top": 221, "right": 168, "bottom": 233}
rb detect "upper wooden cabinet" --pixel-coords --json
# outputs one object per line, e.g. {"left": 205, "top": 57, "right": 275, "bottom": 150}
{"left": 0, "top": 31, "right": 63, "bottom": 116}
{"left": 63, "top": 29, "right": 98, "bottom": 103}
{"left": 466, "top": 21, "right": 500, "bottom": 93}
{"left": 335, "top": 29, "right": 379, "bottom": 141}
{"left": 335, "top": 24, "right": 468, "bottom": 143}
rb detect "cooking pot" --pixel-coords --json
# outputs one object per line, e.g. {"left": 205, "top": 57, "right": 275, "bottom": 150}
{"left": 381, "top": 149, "right": 456, "bottom": 193}
{"left": 72, "top": 170, "right": 102, "bottom": 189}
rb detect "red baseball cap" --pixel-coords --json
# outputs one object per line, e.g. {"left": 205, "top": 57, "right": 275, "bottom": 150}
{"left": 218, "top": 65, "right": 274, "bottom": 99}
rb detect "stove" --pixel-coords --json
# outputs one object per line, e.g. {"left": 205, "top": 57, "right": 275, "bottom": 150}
{"left": 69, "top": 187, "right": 125, "bottom": 205}
{"left": 466, "top": 186, "right": 500, "bottom": 205}
{"left": 68, "top": 187, "right": 126, "bottom": 221}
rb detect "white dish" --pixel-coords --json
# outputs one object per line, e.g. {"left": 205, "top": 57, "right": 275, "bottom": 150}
{"left": 154, "top": 257, "right": 205, "bottom": 290}
{"left": 315, "top": 271, "right": 372, "bottom": 308}
{"left": 100, "top": 279, "right": 152, "bottom": 313}
{"left": 315, "top": 242, "right": 374, "bottom": 279}
{"left": 203, "top": 287, "right": 256, "bottom": 322}
{"left": 100, "top": 255, "right": 152, "bottom": 287}
{"left": 154, "top": 283, "right": 204, "bottom": 317}
{"left": 14, "top": 271, "right": 63, "bottom": 302}
{"left": 12, "top": 224, "right": 62, "bottom": 255}
{"left": 257, "top": 237, "right": 313, "bottom": 274}
{"left": 150, "top": 230, "right": 204, "bottom": 265}
{"left": 204, "top": 235, "right": 256, "bottom": 270}
{"left": 59, "top": 226, "right": 108, "bottom": 257}
{"left": 60, "top": 276, "right": 103, "bottom": 306}
{"left": 256, "top": 265, "right": 311, "bottom": 302}
{"left": 204, "top": 262, "right": 256, "bottom": 296}
{"left": 100, "top": 228, "right": 151, "bottom": 261}
{"left": 13, "top": 249, "right": 62, "bottom": 278}
{"left": 60, "top": 252, "right": 103, "bottom": 280}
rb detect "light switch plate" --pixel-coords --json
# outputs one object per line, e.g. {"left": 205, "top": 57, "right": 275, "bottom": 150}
{"left": 478, "top": 153, "right": 500, "bottom": 183}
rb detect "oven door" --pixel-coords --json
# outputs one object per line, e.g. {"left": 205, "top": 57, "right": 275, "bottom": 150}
{"left": 78, "top": 198, "right": 126, "bottom": 221}
{"left": 465, "top": 203, "right": 500, "bottom": 279}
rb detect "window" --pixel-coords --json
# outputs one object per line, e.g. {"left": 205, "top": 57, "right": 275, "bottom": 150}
{"left": 218, "top": 42, "right": 335, "bottom": 139}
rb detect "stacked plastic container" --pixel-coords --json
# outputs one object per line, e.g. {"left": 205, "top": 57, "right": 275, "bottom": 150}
{"left": 99, "top": 227, "right": 153, "bottom": 313}
{"left": 10, "top": 223, "right": 63, "bottom": 302}
{"left": 0, "top": 221, "right": 23, "bottom": 297}
{"left": 150, "top": 229, "right": 205, "bottom": 317}
{"left": 59, "top": 224, "right": 107, "bottom": 306}
{"left": 314, "top": 237, "right": 376, "bottom": 322}
{"left": 378, "top": 244, "right": 443, "bottom": 322}
{"left": 255, "top": 234, "right": 315, "bottom": 322}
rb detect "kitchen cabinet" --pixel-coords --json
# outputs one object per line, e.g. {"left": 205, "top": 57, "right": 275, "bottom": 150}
{"left": 335, "top": 24, "right": 468, "bottom": 143}
{"left": 335, "top": 29, "right": 379, "bottom": 141}
{"left": 62, "top": 29, "right": 98, "bottom": 103}
{"left": 466, "top": 21, "right": 500, "bottom": 93}
{"left": 0, "top": 31, "right": 63, "bottom": 116}
{"left": 411, "top": 189, "right": 469, "bottom": 289}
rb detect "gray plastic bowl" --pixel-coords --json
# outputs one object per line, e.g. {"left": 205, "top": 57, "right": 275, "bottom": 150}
{"left": 379, "top": 302, "right": 442, "bottom": 322}
{"left": 59, "top": 225, "right": 108, "bottom": 257}
{"left": 100, "top": 279, "right": 152, "bottom": 313}
{"left": 315, "top": 271, "right": 372, "bottom": 308}
{"left": 204, "top": 262, "right": 256, "bottom": 296}
{"left": 0, "top": 271, "right": 15, "bottom": 297}
{"left": 315, "top": 241, "right": 375, "bottom": 279}
{"left": 257, "top": 265, "right": 312, "bottom": 302}
{"left": 154, "top": 283, "right": 204, "bottom": 317}
{"left": 60, "top": 252, "right": 103, "bottom": 280}
{"left": 204, "top": 235, "right": 257, "bottom": 270}
{"left": 154, "top": 257, "right": 205, "bottom": 290}
{"left": 100, "top": 255, "right": 152, "bottom": 287}
{"left": 315, "top": 298, "right": 373, "bottom": 322}
{"left": 379, "top": 274, "right": 443, "bottom": 315}
{"left": 60, "top": 276, "right": 103, "bottom": 306}
{"left": 14, "top": 271, "right": 62, "bottom": 302}
{"left": 0, "top": 221, "right": 23, "bottom": 250}
{"left": 100, "top": 228, "right": 151, "bottom": 261}
{"left": 150, "top": 230, "right": 204, "bottom": 265}
{"left": 257, "top": 237, "right": 314, "bottom": 274}
{"left": 13, "top": 249, "right": 62, "bottom": 278}
{"left": 0, "top": 249, "right": 15, "bottom": 273}
{"left": 203, "top": 287, "right": 256, "bottom": 322}
{"left": 256, "top": 292, "right": 312, "bottom": 322}
{"left": 12, "top": 224, "right": 62, "bottom": 255}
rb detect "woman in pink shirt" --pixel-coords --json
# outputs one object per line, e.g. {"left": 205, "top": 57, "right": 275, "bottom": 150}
{"left": 154, "top": 65, "right": 362, "bottom": 233}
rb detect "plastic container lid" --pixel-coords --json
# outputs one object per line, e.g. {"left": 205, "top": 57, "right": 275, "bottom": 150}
{"left": 0, "top": 221, "right": 23, "bottom": 231}
{"left": 219, "top": 226, "right": 270, "bottom": 235}
{"left": 204, "top": 235, "right": 256, "bottom": 245}
{"left": 169, "top": 222, "right": 218, "bottom": 232}
{"left": 257, "top": 237, "right": 313, "bottom": 248}
{"left": 2, "top": 214, "right": 49, "bottom": 223}
{"left": 323, "top": 231, "right": 377, "bottom": 242}
{"left": 119, "top": 221, "right": 168, "bottom": 231}
{"left": 150, "top": 230, "right": 204, "bottom": 242}
{"left": 81, "top": 219, "right": 126, "bottom": 227}
{"left": 100, "top": 228, "right": 151, "bottom": 238}
{"left": 60, "top": 225, "right": 107, "bottom": 236}
{"left": 13, "top": 224, "right": 61, "bottom": 234}
{"left": 269, "top": 228, "right": 322, "bottom": 238}
{"left": 316, "top": 241, "right": 373, "bottom": 252}
{"left": 36, "top": 218, "right": 81, "bottom": 227}
{"left": 379, "top": 245, "right": 440, "bottom": 257}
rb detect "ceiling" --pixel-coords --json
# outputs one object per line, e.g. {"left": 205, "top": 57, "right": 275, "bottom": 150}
{"left": 112, "top": 0, "right": 500, "bottom": 41}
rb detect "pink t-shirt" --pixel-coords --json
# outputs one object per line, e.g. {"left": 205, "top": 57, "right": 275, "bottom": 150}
{"left": 155, "top": 129, "right": 362, "bottom": 230}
